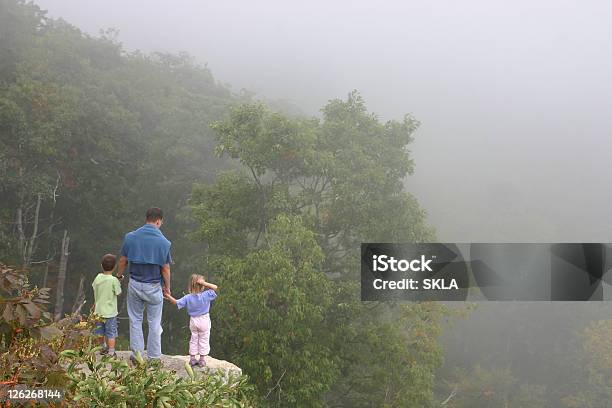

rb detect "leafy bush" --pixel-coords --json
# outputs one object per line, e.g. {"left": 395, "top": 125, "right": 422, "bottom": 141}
{"left": 0, "top": 262, "right": 92, "bottom": 388}
{"left": 60, "top": 347, "right": 256, "bottom": 407}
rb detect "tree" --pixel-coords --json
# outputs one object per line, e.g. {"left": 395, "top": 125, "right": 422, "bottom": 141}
{"left": 211, "top": 215, "right": 338, "bottom": 406}
{"left": 207, "top": 92, "right": 435, "bottom": 274}
{"left": 561, "top": 320, "right": 612, "bottom": 408}
{"left": 441, "top": 365, "right": 547, "bottom": 408}
{"left": 190, "top": 93, "right": 446, "bottom": 406}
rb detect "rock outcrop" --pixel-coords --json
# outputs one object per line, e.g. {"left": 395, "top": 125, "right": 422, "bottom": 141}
{"left": 113, "top": 351, "right": 242, "bottom": 380}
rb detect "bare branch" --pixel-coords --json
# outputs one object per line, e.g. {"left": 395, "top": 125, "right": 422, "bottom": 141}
{"left": 30, "top": 254, "right": 56, "bottom": 265}
{"left": 265, "top": 370, "right": 287, "bottom": 399}
{"left": 52, "top": 171, "right": 61, "bottom": 203}
{"left": 441, "top": 385, "right": 458, "bottom": 406}
{"left": 71, "top": 275, "right": 86, "bottom": 315}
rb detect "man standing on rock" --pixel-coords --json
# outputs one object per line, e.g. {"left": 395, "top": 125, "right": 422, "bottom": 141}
{"left": 117, "top": 207, "right": 172, "bottom": 363}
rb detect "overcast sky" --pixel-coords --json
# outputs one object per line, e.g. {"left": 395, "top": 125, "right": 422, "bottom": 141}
{"left": 35, "top": 0, "right": 612, "bottom": 241}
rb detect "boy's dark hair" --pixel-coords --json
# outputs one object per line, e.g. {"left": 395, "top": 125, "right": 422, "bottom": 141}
{"left": 146, "top": 207, "right": 164, "bottom": 222}
{"left": 101, "top": 254, "right": 116, "bottom": 272}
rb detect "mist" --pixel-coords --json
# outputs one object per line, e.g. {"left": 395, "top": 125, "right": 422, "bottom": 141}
{"left": 35, "top": 0, "right": 612, "bottom": 243}
{"left": 3, "top": 1, "right": 606, "bottom": 405}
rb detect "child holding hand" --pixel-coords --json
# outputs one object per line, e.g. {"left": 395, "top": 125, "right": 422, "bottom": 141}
{"left": 164, "top": 274, "right": 218, "bottom": 367}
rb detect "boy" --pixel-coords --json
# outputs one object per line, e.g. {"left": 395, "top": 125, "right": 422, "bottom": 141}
{"left": 92, "top": 253, "right": 122, "bottom": 356}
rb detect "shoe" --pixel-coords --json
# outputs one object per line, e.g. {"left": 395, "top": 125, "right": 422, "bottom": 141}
{"left": 189, "top": 357, "right": 198, "bottom": 367}
{"left": 129, "top": 355, "right": 138, "bottom": 366}
{"left": 198, "top": 357, "right": 207, "bottom": 367}
{"left": 99, "top": 348, "right": 109, "bottom": 355}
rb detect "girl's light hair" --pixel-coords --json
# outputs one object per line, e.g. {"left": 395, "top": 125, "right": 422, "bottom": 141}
{"left": 188, "top": 274, "right": 205, "bottom": 294}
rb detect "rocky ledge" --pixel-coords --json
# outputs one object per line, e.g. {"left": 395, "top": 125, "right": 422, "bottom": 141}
{"left": 112, "top": 351, "right": 242, "bottom": 381}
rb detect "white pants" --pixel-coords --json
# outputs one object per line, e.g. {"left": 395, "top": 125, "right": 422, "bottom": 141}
{"left": 189, "top": 314, "right": 211, "bottom": 356}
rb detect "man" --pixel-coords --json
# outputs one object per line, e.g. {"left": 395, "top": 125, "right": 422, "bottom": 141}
{"left": 117, "top": 207, "right": 172, "bottom": 362}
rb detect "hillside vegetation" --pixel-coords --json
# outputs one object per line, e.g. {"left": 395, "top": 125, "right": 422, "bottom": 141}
{"left": 0, "top": 1, "right": 448, "bottom": 406}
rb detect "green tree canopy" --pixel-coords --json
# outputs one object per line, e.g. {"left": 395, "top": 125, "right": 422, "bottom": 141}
{"left": 190, "top": 94, "right": 445, "bottom": 407}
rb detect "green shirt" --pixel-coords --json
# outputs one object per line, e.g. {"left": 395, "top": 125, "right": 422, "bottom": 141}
{"left": 92, "top": 273, "right": 122, "bottom": 318}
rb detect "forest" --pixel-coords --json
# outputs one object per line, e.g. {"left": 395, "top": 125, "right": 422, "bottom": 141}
{"left": 1, "top": 0, "right": 611, "bottom": 406}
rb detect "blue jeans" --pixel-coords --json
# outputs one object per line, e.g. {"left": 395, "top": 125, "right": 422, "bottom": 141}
{"left": 127, "top": 279, "right": 164, "bottom": 359}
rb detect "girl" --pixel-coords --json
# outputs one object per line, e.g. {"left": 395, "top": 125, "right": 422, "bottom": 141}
{"left": 164, "top": 274, "right": 218, "bottom": 367}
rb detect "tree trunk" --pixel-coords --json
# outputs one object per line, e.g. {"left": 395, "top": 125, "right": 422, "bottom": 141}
{"left": 16, "top": 207, "right": 25, "bottom": 258}
{"left": 54, "top": 230, "right": 70, "bottom": 321}
{"left": 71, "top": 274, "right": 86, "bottom": 315}
{"left": 23, "top": 193, "right": 42, "bottom": 269}
{"left": 43, "top": 178, "right": 59, "bottom": 288}
{"left": 42, "top": 257, "right": 51, "bottom": 288}
{"left": 118, "top": 288, "right": 128, "bottom": 316}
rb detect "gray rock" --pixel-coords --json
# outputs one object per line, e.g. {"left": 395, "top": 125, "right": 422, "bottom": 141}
{"left": 113, "top": 351, "right": 242, "bottom": 380}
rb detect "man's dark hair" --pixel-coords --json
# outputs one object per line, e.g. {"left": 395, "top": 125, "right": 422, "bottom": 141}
{"left": 101, "top": 254, "right": 116, "bottom": 272}
{"left": 146, "top": 207, "right": 164, "bottom": 223}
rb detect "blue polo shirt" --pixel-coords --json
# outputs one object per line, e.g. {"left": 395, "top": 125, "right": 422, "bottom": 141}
{"left": 125, "top": 262, "right": 170, "bottom": 284}
{"left": 121, "top": 235, "right": 172, "bottom": 284}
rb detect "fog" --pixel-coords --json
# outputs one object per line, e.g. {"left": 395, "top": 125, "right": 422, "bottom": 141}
{"left": 35, "top": 0, "right": 612, "bottom": 241}
{"left": 9, "top": 2, "right": 608, "bottom": 405}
